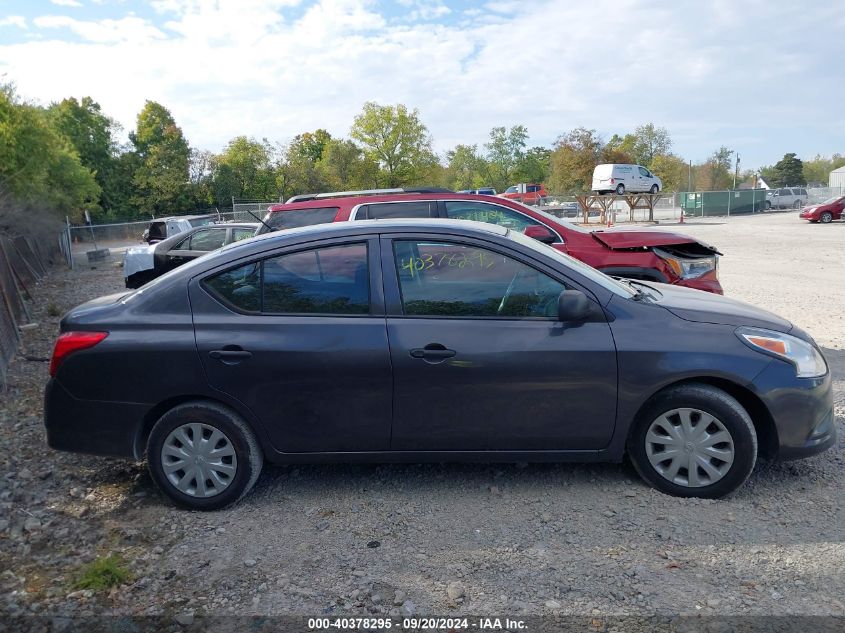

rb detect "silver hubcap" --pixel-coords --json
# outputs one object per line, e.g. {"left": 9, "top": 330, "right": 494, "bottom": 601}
{"left": 645, "top": 408, "right": 734, "bottom": 488}
{"left": 161, "top": 423, "right": 237, "bottom": 498}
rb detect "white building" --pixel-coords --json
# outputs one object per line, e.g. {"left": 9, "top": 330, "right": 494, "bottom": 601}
{"left": 830, "top": 166, "right": 845, "bottom": 189}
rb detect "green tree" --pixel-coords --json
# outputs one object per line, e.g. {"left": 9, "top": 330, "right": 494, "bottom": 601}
{"left": 514, "top": 146, "right": 550, "bottom": 185}
{"left": 632, "top": 123, "right": 672, "bottom": 167}
{"left": 649, "top": 154, "right": 688, "bottom": 192}
{"left": 548, "top": 127, "right": 603, "bottom": 193}
{"left": 802, "top": 154, "right": 845, "bottom": 184}
{"left": 291, "top": 129, "right": 332, "bottom": 163}
{"left": 484, "top": 125, "right": 528, "bottom": 191}
{"left": 130, "top": 101, "right": 191, "bottom": 216}
{"left": 694, "top": 147, "right": 734, "bottom": 190}
{"left": 213, "top": 136, "right": 276, "bottom": 201}
{"left": 760, "top": 153, "right": 806, "bottom": 188}
{"left": 317, "top": 138, "right": 379, "bottom": 191}
{"left": 0, "top": 85, "right": 99, "bottom": 220}
{"left": 350, "top": 102, "right": 435, "bottom": 187}
{"left": 444, "top": 144, "right": 484, "bottom": 190}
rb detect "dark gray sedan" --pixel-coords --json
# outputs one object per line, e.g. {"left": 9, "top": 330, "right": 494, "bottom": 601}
{"left": 45, "top": 220, "right": 834, "bottom": 509}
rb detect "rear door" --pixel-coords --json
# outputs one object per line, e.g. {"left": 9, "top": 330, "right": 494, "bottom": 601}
{"left": 190, "top": 237, "right": 392, "bottom": 453}
{"left": 382, "top": 234, "right": 617, "bottom": 451}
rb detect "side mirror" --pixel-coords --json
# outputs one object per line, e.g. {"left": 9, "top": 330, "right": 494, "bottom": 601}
{"left": 523, "top": 225, "right": 556, "bottom": 244}
{"left": 558, "top": 290, "right": 592, "bottom": 322}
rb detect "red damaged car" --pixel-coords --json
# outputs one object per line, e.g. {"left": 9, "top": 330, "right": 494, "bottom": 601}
{"left": 799, "top": 195, "right": 845, "bottom": 224}
{"left": 259, "top": 189, "right": 723, "bottom": 294}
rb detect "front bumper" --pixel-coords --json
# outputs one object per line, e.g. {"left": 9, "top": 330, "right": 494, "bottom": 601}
{"left": 44, "top": 379, "right": 149, "bottom": 459}
{"left": 676, "top": 270, "right": 723, "bottom": 295}
{"left": 799, "top": 210, "right": 818, "bottom": 221}
{"left": 754, "top": 359, "right": 837, "bottom": 460}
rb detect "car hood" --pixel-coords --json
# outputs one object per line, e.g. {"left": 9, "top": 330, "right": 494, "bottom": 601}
{"left": 648, "top": 283, "right": 792, "bottom": 332}
{"left": 591, "top": 229, "right": 720, "bottom": 253}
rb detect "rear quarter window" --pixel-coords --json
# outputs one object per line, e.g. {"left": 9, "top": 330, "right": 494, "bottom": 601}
{"left": 263, "top": 207, "right": 339, "bottom": 232}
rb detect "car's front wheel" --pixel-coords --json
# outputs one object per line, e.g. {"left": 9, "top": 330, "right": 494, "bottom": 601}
{"left": 627, "top": 383, "right": 757, "bottom": 498}
{"left": 650, "top": 184, "right": 659, "bottom": 194}
{"left": 820, "top": 211, "right": 833, "bottom": 223}
{"left": 147, "top": 401, "right": 263, "bottom": 510}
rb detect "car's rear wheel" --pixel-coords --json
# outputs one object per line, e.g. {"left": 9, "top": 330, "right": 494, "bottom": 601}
{"left": 764, "top": 201, "right": 772, "bottom": 210}
{"left": 820, "top": 211, "right": 833, "bottom": 223}
{"left": 627, "top": 383, "right": 757, "bottom": 498}
{"left": 650, "top": 184, "right": 659, "bottom": 194}
{"left": 615, "top": 184, "right": 625, "bottom": 195}
{"left": 147, "top": 401, "right": 263, "bottom": 510}
{"left": 793, "top": 200, "right": 802, "bottom": 209}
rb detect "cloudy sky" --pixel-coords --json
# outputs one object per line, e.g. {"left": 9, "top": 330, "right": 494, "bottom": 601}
{"left": 1, "top": 0, "right": 842, "bottom": 169}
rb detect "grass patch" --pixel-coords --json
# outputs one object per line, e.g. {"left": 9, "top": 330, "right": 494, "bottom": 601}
{"left": 72, "top": 555, "right": 132, "bottom": 591}
{"left": 46, "top": 302, "right": 62, "bottom": 317}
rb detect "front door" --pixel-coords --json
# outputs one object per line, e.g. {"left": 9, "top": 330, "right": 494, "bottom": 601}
{"left": 190, "top": 238, "right": 392, "bottom": 453}
{"left": 382, "top": 236, "right": 618, "bottom": 451}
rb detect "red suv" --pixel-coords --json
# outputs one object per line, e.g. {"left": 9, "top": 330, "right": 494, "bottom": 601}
{"left": 259, "top": 189, "right": 723, "bottom": 293}
{"left": 799, "top": 195, "right": 845, "bottom": 223}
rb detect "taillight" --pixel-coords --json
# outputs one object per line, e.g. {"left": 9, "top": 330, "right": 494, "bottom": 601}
{"left": 610, "top": 178, "right": 615, "bottom": 184}
{"left": 49, "top": 331, "right": 108, "bottom": 377}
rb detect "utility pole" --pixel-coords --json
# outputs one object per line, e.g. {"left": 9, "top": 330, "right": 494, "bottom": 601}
{"left": 688, "top": 160, "right": 692, "bottom": 191}
{"left": 733, "top": 153, "right": 740, "bottom": 189}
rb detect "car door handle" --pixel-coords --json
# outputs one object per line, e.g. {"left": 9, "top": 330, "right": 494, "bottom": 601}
{"left": 209, "top": 348, "right": 252, "bottom": 363}
{"left": 410, "top": 344, "right": 456, "bottom": 361}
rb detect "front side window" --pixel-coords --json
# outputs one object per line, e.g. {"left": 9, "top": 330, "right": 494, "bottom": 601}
{"left": 639, "top": 167, "right": 650, "bottom": 177}
{"left": 393, "top": 240, "right": 566, "bottom": 318}
{"left": 189, "top": 228, "right": 227, "bottom": 252}
{"left": 263, "top": 207, "right": 339, "bottom": 232}
{"left": 505, "top": 186, "right": 518, "bottom": 193}
{"left": 364, "top": 201, "right": 433, "bottom": 219}
{"left": 205, "top": 243, "right": 369, "bottom": 315}
{"left": 444, "top": 201, "right": 542, "bottom": 233}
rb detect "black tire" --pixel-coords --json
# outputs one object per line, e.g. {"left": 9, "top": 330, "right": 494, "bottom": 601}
{"left": 147, "top": 401, "right": 263, "bottom": 510}
{"left": 650, "top": 184, "right": 659, "bottom": 194}
{"left": 615, "top": 183, "right": 625, "bottom": 195}
{"left": 627, "top": 383, "right": 757, "bottom": 499}
{"left": 820, "top": 211, "right": 833, "bottom": 224}
{"left": 793, "top": 200, "right": 802, "bottom": 209}
{"left": 764, "top": 201, "right": 772, "bottom": 210}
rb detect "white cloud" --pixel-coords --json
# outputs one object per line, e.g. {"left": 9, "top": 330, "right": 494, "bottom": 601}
{"left": 32, "top": 14, "right": 166, "bottom": 43}
{"left": 0, "top": 16, "right": 27, "bottom": 29}
{"left": 50, "top": 0, "right": 84, "bottom": 8}
{"left": 1, "top": 0, "right": 842, "bottom": 167}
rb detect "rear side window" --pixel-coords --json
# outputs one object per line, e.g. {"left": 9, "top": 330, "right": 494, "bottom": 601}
{"left": 444, "top": 201, "right": 542, "bottom": 233}
{"left": 263, "top": 207, "right": 339, "bottom": 232}
{"left": 232, "top": 227, "right": 257, "bottom": 242}
{"left": 148, "top": 222, "right": 166, "bottom": 240}
{"left": 189, "top": 228, "right": 227, "bottom": 252}
{"left": 204, "top": 243, "right": 369, "bottom": 315}
{"left": 363, "top": 202, "right": 433, "bottom": 219}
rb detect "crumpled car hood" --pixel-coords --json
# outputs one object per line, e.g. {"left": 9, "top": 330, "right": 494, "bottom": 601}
{"left": 591, "top": 230, "right": 719, "bottom": 253}
{"left": 123, "top": 244, "right": 155, "bottom": 278}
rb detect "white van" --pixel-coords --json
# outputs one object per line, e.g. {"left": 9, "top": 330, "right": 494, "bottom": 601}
{"left": 592, "top": 164, "right": 662, "bottom": 195}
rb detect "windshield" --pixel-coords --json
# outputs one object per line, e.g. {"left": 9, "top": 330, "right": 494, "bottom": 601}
{"left": 820, "top": 196, "right": 844, "bottom": 205}
{"left": 504, "top": 228, "right": 637, "bottom": 298}
{"left": 188, "top": 217, "right": 215, "bottom": 227}
{"left": 509, "top": 201, "right": 594, "bottom": 234}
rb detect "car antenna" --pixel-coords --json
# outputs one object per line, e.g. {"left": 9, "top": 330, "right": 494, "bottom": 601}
{"left": 245, "top": 208, "right": 274, "bottom": 233}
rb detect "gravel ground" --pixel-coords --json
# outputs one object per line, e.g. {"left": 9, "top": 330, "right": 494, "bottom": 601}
{"left": 1, "top": 213, "right": 843, "bottom": 625}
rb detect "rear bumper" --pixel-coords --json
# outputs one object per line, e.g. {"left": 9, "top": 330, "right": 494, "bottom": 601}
{"left": 44, "top": 379, "right": 148, "bottom": 459}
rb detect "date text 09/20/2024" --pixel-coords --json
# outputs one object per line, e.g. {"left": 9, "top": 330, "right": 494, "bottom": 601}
{"left": 308, "top": 617, "right": 527, "bottom": 630}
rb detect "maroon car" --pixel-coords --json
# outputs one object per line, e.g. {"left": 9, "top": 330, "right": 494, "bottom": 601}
{"left": 799, "top": 195, "right": 845, "bottom": 224}
{"left": 259, "top": 189, "right": 723, "bottom": 294}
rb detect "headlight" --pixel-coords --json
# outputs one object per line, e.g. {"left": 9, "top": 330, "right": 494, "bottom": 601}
{"left": 736, "top": 327, "right": 827, "bottom": 378}
{"left": 654, "top": 249, "right": 718, "bottom": 279}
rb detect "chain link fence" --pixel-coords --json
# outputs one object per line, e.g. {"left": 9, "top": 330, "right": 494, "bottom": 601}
{"left": 0, "top": 232, "right": 62, "bottom": 388}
